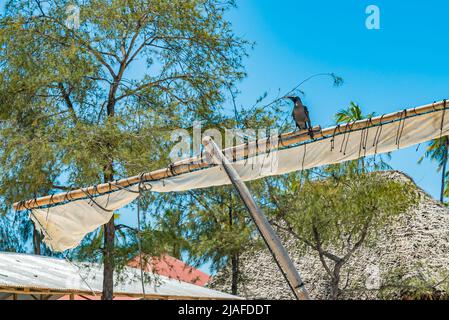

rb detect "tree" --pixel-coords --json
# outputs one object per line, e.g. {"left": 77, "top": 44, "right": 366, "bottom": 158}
{"left": 150, "top": 102, "right": 282, "bottom": 295}
{"left": 419, "top": 136, "right": 449, "bottom": 203}
{"left": 186, "top": 188, "right": 258, "bottom": 295}
{"left": 0, "top": 213, "right": 23, "bottom": 253}
{"left": 335, "top": 102, "right": 372, "bottom": 124}
{"left": 267, "top": 164, "right": 417, "bottom": 299}
{"left": 0, "top": 211, "right": 58, "bottom": 256}
{"left": 0, "top": 0, "right": 248, "bottom": 299}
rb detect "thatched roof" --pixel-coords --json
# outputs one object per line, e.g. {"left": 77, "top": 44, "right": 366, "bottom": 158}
{"left": 208, "top": 171, "right": 449, "bottom": 300}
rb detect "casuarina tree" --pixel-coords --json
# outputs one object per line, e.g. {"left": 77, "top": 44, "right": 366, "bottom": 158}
{"left": 0, "top": 0, "right": 249, "bottom": 299}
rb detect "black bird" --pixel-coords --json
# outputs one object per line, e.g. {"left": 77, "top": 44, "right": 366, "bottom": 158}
{"left": 286, "top": 96, "right": 314, "bottom": 138}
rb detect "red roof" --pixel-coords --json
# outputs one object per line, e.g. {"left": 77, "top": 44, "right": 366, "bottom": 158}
{"left": 128, "top": 255, "right": 210, "bottom": 286}
{"left": 58, "top": 255, "right": 209, "bottom": 300}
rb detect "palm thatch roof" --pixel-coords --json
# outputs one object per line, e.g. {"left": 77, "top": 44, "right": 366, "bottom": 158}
{"left": 208, "top": 171, "right": 449, "bottom": 300}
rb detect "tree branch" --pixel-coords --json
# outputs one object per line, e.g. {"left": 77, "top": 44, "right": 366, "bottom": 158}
{"left": 114, "top": 74, "right": 192, "bottom": 102}
{"left": 312, "top": 225, "right": 337, "bottom": 278}
{"left": 115, "top": 224, "right": 138, "bottom": 233}
{"left": 57, "top": 82, "right": 77, "bottom": 122}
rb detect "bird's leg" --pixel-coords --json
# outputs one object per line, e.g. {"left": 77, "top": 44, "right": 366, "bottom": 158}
{"left": 307, "top": 125, "right": 315, "bottom": 140}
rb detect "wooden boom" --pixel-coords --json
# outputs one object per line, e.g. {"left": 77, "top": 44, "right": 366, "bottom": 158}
{"left": 13, "top": 99, "right": 447, "bottom": 211}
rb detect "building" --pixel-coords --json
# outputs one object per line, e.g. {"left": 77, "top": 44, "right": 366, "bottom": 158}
{"left": 0, "top": 252, "right": 238, "bottom": 300}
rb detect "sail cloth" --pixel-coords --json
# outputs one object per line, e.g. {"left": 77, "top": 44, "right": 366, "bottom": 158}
{"left": 31, "top": 105, "right": 449, "bottom": 252}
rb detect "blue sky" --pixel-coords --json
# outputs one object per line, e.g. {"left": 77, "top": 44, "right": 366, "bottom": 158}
{"left": 225, "top": 0, "right": 449, "bottom": 199}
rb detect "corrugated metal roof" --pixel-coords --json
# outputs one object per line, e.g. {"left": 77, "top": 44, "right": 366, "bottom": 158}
{"left": 0, "top": 252, "right": 238, "bottom": 300}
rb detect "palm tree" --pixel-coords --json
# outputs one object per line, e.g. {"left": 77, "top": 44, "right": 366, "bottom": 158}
{"left": 335, "top": 102, "right": 373, "bottom": 123}
{"left": 419, "top": 136, "right": 449, "bottom": 203}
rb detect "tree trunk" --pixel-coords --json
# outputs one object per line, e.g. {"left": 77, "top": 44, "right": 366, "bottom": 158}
{"left": 102, "top": 211, "right": 115, "bottom": 300}
{"left": 231, "top": 254, "right": 239, "bottom": 295}
{"left": 33, "top": 226, "right": 41, "bottom": 255}
{"left": 440, "top": 137, "right": 449, "bottom": 203}
{"left": 330, "top": 278, "right": 340, "bottom": 300}
{"left": 102, "top": 93, "right": 116, "bottom": 299}
{"left": 228, "top": 198, "right": 239, "bottom": 295}
{"left": 329, "top": 263, "right": 342, "bottom": 300}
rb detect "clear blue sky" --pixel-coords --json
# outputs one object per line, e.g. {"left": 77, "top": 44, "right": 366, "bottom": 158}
{"left": 225, "top": 0, "right": 449, "bottom": 199}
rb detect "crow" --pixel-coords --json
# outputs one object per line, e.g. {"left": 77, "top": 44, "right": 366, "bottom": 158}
{"left": 286, "top": 96, "right": 314, "bottom": 138}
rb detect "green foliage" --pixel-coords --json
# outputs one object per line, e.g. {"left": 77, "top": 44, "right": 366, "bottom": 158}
{"left": 184, "top": 188, "right": 258, "bottom": 272}
{"left": 380, "top": 264, "right": 449, "bottom": 300}
{"left": 266, "top": 163, "right": 418, "bottom": 298}
{"left": 0, "top": 1, "right": 251, "bottom": 293}
{"left": 335, "top": 102, "right": 373, "bottom": 124}
{"left": 272, "top": 166, "right": 417, "bottom": 253}
{"left": 419, "top": 137, "right": 449, "bottom": 171}
{"left": 418, "top": 136, "right": 449, "bottom": 202}
{"left": 0, "top": 213, "right": 25, "bottom": 252}
{"left": 0, "top": 0, "right": 249, "bottom": 206}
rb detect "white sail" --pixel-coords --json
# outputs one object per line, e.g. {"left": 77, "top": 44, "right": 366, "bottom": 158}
{"left": 30, "top": 105, "right": 449, "bottom": 251}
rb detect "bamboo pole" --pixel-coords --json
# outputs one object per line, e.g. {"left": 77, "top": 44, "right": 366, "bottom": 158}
{"left": 13, "top": 99, "right": 448, "bottom": 211}
{"left": 203, "top": 136, "right": 311, "bottom": 300}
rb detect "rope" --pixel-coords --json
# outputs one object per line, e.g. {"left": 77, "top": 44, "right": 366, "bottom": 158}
{"left": 342, "top": 122, "right": 355, "bottom": 155}
{"left": 416, "top": 143, "right": 421, "bottom": 152}
{"left": 359, "top": 118, "right": 372, "bottom": 158}
{"left": 263, "top": 136, "right": 274, "bottom": 174}
{"left": 372, "top": 115, "right": 384, "bottom": 148}
{"left": 330, "top": 125, "right": 340, "bottom": 151}
{"left": 63, "top": 253, "right": 97, "bottom": 297}
{"left": 80, "top": 188, "right": 114, "bottom": 213}
{"left": 339, "top": 126, "right": 347, "bottom": 153}
{"left": 440, "top": 100, "right": 447, "bottom": 139}
{"left": 395, "top": 109, "right": 407, "bottom": 148}
{"left": 111, "top": 182, "right": 140, "bottom": 194}
{"left": 373, "top": 115, "right": 385, "bottom": 155}
{"left": 358, "top": 127, "right": 365, "bottom": 159}
{"left": 278, "top": 133, "right": 285, "bottom": 148}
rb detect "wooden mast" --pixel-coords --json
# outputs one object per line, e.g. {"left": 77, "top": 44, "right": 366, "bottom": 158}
{"left": 203, "top": 136, "right": 311, "bottom": 300}
{"left": 13, "top": 99, "right": 448, "bottom": 211}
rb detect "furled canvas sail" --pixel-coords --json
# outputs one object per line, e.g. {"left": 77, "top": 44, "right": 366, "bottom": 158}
{"left": 24, "top": 101, "right": 449, "bottom": 251}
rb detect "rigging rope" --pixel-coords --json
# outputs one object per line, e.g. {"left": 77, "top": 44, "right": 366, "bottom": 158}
{"left": 395, "top": 109, "right": 407, "bottom": 148}
{"left": 440, "top": 100, "right": 447, "bottom": 139}
{"left": 63, "top": 252, "right": 97, "bottom": 297}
